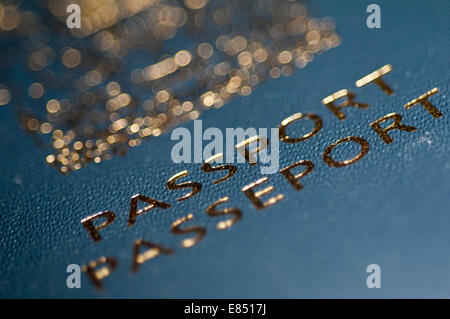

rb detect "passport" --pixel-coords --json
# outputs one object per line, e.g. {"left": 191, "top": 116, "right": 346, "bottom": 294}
{"left": 0, "top": 0, "right": 449, "bottom": 298}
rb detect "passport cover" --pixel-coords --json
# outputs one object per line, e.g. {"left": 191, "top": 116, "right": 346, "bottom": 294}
{"left": 0, "top": 0, "right": 449, "bottom": 298}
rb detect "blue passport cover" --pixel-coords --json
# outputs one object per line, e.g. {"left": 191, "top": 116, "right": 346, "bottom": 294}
{"left": 0, "top": 0, "right": 449, "bottom": 298}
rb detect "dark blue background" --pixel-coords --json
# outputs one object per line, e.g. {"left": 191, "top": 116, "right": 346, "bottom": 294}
{"left": 0, "top": 0, "right": 449, "bottom": 297}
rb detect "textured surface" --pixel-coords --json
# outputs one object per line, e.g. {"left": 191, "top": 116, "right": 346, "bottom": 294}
{"left": 1, "top": 0, "right": 450, "bottom": 298}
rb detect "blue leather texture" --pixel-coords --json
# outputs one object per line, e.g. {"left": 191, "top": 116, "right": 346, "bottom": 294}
{"left": 0, "top": 0, "right": 449, "bottom": 298}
